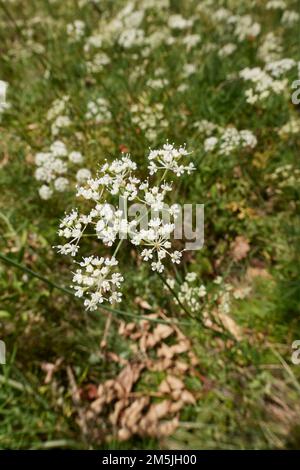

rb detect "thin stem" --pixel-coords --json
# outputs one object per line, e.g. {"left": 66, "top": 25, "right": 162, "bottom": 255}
{"left": 0, "top": 252, "right": 72, "bottom": 296}
{"left": 112, "top": 238, "right": 123, "bottom": 258}
{"left": 0, "top": 252, "right": 189, "bottom": 326}
{"left": 156, "top": 271, "right": 195, "bottom": 321}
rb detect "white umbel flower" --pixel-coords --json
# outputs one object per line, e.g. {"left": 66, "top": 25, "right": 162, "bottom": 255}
{"left": 35, "top": 141, "right": 90, "bottom": 199}
{"left": 57, "top": 144, "right": 193, "bottom": 307}
{"left": 67, "top": 20, "right": 86, "bottom": 42}
{"left": 54, "top": 177, "right": 69, "bottom": 192}
{"left": 204, "top": 127, "right": 257, "bottom": 156}
{"left": 69, "top": 151, "right": 84, "bottom": 164}
{"left": 166, "top": 272, "right": 207, "bottom": 313}
{"left": 71, "top": 256, "right": 124, "bottom": 311}
{"left": 76, "top": 168, "right": 92, "bottom": 182}
{"left": 239, "top": 66, "right": 289, "bottom": 105}
{"left": 148, "top": 143, "right": 195, "bottom": 176}
{"left": 39, "top": 185, "right": 53, "bottom": 200}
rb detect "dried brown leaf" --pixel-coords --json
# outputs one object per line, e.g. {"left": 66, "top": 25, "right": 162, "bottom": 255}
{"left": 217, "top": 311, "right": 243, "bottom": 341}
{"left": 115, "top": 363, "right": 144, "bottom": 396}
{"left": 231, "top": 236, "right": 250, "bottom": 261}
{"left": 134, "top": 297, "right": 152, "bottom": 310}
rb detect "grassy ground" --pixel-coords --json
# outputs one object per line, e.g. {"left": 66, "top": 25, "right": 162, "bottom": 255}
{"left": 0, "top": 0, "right": 300, "bottom": 449}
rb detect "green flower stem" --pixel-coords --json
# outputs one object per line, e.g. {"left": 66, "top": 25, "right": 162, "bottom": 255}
{"left": 0, "top": 252, "right": 189, "bottom": 326}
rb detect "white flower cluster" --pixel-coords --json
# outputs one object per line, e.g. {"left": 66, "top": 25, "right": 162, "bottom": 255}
{"left": 84, "top": 34, "right": 102, "bottom": 52}
{"left": 218, "top": 43, "right": 237, "bottom": 58}
{"left": 265, "top": 58, "right": 296, "bottom": 78}
{"left": 212, "top": 10, "right": 261, "bottom": 42}
{"left": 166, "top": 272, "right": 248, "bottom": 317}
{"left": 203, "top": 127, "right": 257, "bottom": 156}
{"left": 47, "top": 95, "right": 71, "bottom": 136}
{"left": 119, "top": 28, "right": 145, "bottom": 49}
{"left": 80, "top": 3, "right": 193, "bottom": 57}
{"left": 258, "top": 32, "right": 282, "bottom": 63}
{"left": 239, "top": 66, "right": 289, "bottom": 105}
{"left": 230, "top": 14, "right": 261, "bottom": 41}
{"left": 85, "top": 98, "right": 112, "bottom": 123}
{"left": 102, "top": 2, "right": 146, "bottom": 49}
{"left": 182, "top": 34, "right": 201, "bottom": 50}
{"left": 116, "top": 6, "right": 145, "bottom": 48}
{"left": 215, "top": 282, "right": 232, "bottom": 315}
{"left": 193, "top": 120, "right": 220, "bottom": 136}
{"left": 57, "top": 144, "right": 194, "bottom": 309}
{"left": 268, "top": 164, "right": 300, "bottom": 191}
{"left": 148, "top": 143, "right": 194, "bottom": 176}
{"left": 81, "top": 1, "right": 198, "bottom": 63}
{"left": 168, "top": 14, "right": 194, "bottom": 30}
{"left": 166, "top": 272, "right": 206, "bottom": 313}
{"left": 72, "top": 256, "right": 123, "bottom": 310}
{"left": 266, "top": 0, "right": 286, "bottom": 10}
{"left": 34, "top": 140, "right": 91, "bottom": 200}
{"left": 279, "top": 117, "right": 300, "bottom": 137}
{"left": 182, "top": 63, "right": 197, "bottom": 78}
{"left": 146, "top": 78, "right": 169, "bottom": 90}
{"left": 86, "top": 52, "right": 110, "bottom": 74}
{"left": 67, "top": 20, "right": 86, "bottom": 42}
{"left": 282, "top": 10, "right": 299, "bottom": 26}
{"left": 130, "top": 97, "right": 168, "bottom": 141}
{"left": 210, "top": 7, "right": 232, "bottom": 22}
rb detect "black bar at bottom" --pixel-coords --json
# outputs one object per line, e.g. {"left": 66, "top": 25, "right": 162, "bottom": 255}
{"left": 0, "top": 450, "right": 299, "bottom": 467}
